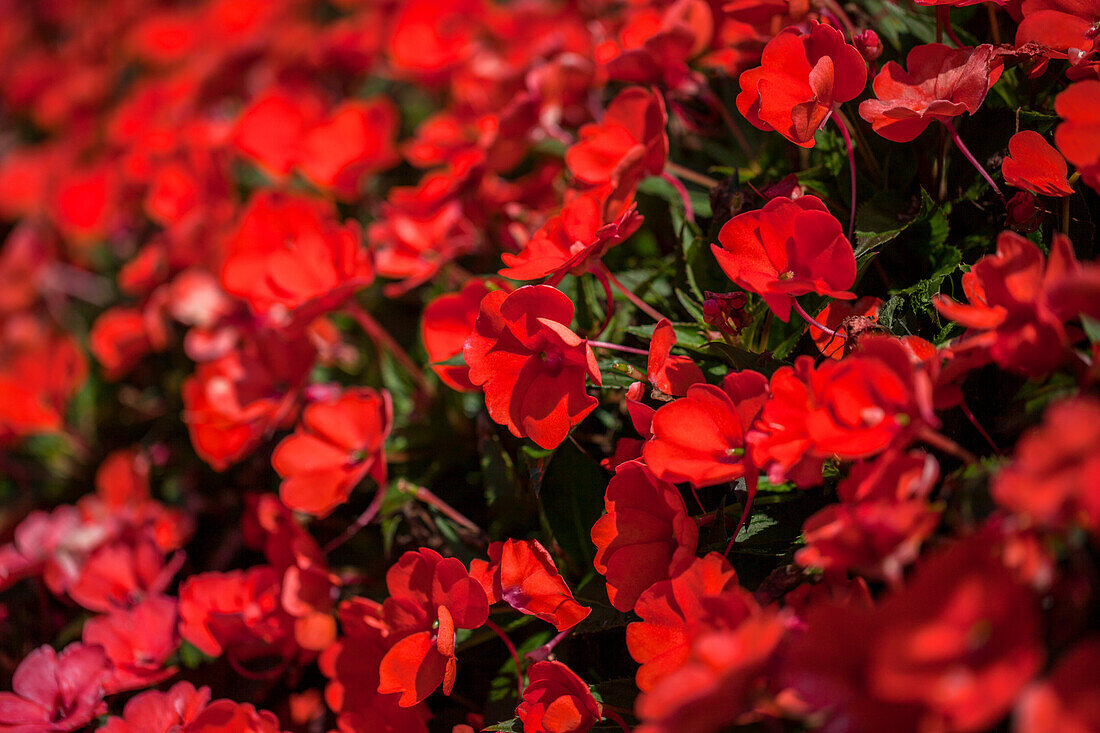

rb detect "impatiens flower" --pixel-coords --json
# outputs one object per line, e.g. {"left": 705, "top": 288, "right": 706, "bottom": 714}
{"left": 100, "top": 681, "right": 211, "bottom": 733}
{"left": 1017, "top": 0, "right": 1100, "bottom": 78}
{"left": 625, "top": 553, "right": 745, "bottom": 692}
{"left": 220, "top": 192, "right": 372, "bottom": 324}
{"left": 464, "top": 285, "right": 601, "bottom": 449}
{"left": 711, "top": 195, "right": 856, "bottom": 321}
{"left": 497, "top": 540, "right": 590, "bottom": 631}
{"left": 421, "top": 280, "right": 494, "bottom": 391}
{"left": 82, "top": 594, "right": 178, "bottom": 693}
{"left": 499, "top": 189, "right": 643, "bottom": 283}
{"left": 1015, "top": 637, "right": 1100, "bottom": 733}
{"left": 1002, "top": 131, "right": 1075, "bottom": 197}
{"left": 271, "top": 388, "right": 392, "bottom": 517}
{"left": 634, "top": 614, "right": 785, "bottom": 733}
{"left": 783, "top": 533, "right": 1045, "bottom": 732}
{"left": 592, "top": 460, "right": 699, "bottom": 612}
{"left": 748, "top": 337, "right": 935, "bottom": 487}
{"left": 993, "top": 396, "right": 1100, "bottom": 536}
{"left": 859, "top": 44, "right": 1002, "bottom": 142}
{"left": 644, "top": 370, "right": 768, "bottom": 487}
{"left": 565, "top": 87, "right": 668, "bottom": 190}
{"left": 298, "top": 98, "right": 400, "bottom": 200}
{"left": 1054, "top": 80, "right": 1100, "bottom": 194}
{"left": 808, "top": 296, "right": 883, "bottom": 359}
{"left": 736, "top": 22, "right": 867, "bottom": 147}
{"left": 646, "top": 318, "right": 704, "bottom": 397}
{"left": 185, "top": 700, "right": 285, "bottom": 733}
{"left": 0, "top": 643, "right": 108, "bottom": 731}
{"left": 516, "top": 661, "right": 603, "bottom": 733}
{"left": 378, "top": 548, "right": 489, "bottom": 706}
{"left": 933, "top": 231, "right": 1081, "bottom": 376}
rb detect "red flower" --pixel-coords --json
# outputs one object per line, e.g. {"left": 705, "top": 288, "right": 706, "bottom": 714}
{"left": 808, "top": 296, "right": 883, "bottom": 359}
{"left": 1016, "top": 637, "right": 1100, "bottom": 733}
{"left": 378, "top": 548, "right": 489, "bottom": 706}
{"left": 646, "top": 318, "right": 704, "bottom": 397}
{"left": 736, "top": 22, "right": 867, "bottom": 147}
{"left": 232, "top": 89, "right": 321, "bottom": 179}
{"left": 592, "top": 460, "right": 699, "bottom": 612}
{"left": 271, "top": 388, "right": 392, "bottom": 517}
{"left": 186, "top": 700, "right": 285, "bottom": 733}
{"left": 1002, "top": 131, "right": 1075, "bottom": 197}
{"left": 1055, "top": 80, "right": 1100, "bottom": 194}
{"left": 748, "top": 337, "right": 935, "bottom": 486}
{"left": 644, "top": 370, "right": 769, "bottom": 487}
{"left": 711, "top": 195, "right": 856, "bottom": 321}
{"left": 298, "top": 98, "right": 400, "bottom": 200}
{"left": 476, "top": 539, "right": 591, "bottom": 631}
{"left": 499, "top": 189, "right": 643, "bottom": 283}
{"left": 177, "top": 567, "right": 297, "bottom": 664}
{"left": 89, "top": 306, "right": 166, "bottom": 380}
{"left": 0, "top": 643, "right": 108, "bottom": 731}
{"left": 182, "top": 332, "right": 315, "bottom": 470}
{"left": 565, "top": 87, "right": 668, "bottom": 190}
{"left": 82, "top": 594, "right": 178, "bottom": 693}
{"left": 933, "top": 231, "right": 1081, "bottom": 376}
{"left": 1017, "top": 0, "right": 1100, "bottom": 77}
{"left": 859, "top": 44, "right": 1002, "bottom": 142}
{"left": 516, "top": 661, "right": 603, "bottom": 733}
{"left": 100, "top": 681, "right": 210, "bottom": 733}
{"left": 625, "top": 553, "right": 745, "bottom": 692}
{"left": 220, "top": 192, "right": 372, "bottom": 324}
{"left": 463, "top": 285, "right": 601, "bottom": 449}
{"left": 993, "top": 396, "right": 1100, "bottom": 536}
{"left": 599, "top": 0, "right": 713, "bottom": 90}
{"left": 421, "top": 280, "right": 494, "bottom": 392}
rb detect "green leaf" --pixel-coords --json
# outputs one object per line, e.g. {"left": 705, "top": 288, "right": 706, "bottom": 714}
{"left": 534, "top": 440, "right": 608, "bottom": 569}
{"left": 735, "top": 511, "right": 778, "bottom": 543}
{"left": 483, "top": 718, "right": 522, "bottom": 732}
{"left": 1082, "top": 314, "right": 1100, "bottom": 344}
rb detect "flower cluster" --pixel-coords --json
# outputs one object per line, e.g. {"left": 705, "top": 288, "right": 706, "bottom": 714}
{"left": 0, "top": 0, "right": 1098, "bottom": 732}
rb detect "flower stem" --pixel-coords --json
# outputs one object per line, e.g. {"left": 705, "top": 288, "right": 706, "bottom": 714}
{"left": 918, "top": 426, "right": 979, "bottom": 466}
{"left": 399, "top": 479, "right": 486, "bottom": 538}
{"left": 598, "top": 262, "right": 668, "bottom": 322}
{"left": 664, "top": 161, "right": 719, "bottom": 189}
{"left": 589, "top": 340, "right": 649, "bottom": 356}
{"left": 525, "top": 627, "right": 573, "bottom": 662}
{"left": 605, "top": 710, "right": 633, "bottom": 733}
{"left": 323, "top": 485, "right": 387, "bottom": 553}
{"left": 660, "top": 171, "right": 695, "bottom": 224}
{"left": 833, "top": 107, "right": 858, "bottom": 239}
{"left": 943, "top": 120, "right": 1005, "bottom": 202}
{"left": 348, "top": 304, "right": 433, "bottom": 396}
{"left": 959, "top": 397, "right": 1000, "bottom": 454}
{"left": 791, "top": 298, "right": 839, "bottom": 337}
{"left": 485, "top": 619, "right": 525, "bottom": 700}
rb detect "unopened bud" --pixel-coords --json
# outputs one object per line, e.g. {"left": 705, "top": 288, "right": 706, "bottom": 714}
{"left": 854, "top": 30, "right": 883, "bottom": 62}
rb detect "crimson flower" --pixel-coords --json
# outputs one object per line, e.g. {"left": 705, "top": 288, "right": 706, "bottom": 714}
{"left": 1055, "top": 80, "right": 1100, "bottom": 194}
{"left": 643, "top": 370, "right": 769, "bottom": 487}
{"left": 471, "top": 540, "right": 590, "bottom": 630}
{"left": 271, "top": 388, "right": 392, "bottom": 517}
{"left": 517, "top": 661, "right": 603, "bottom": 733}
{"left": 736, "top": 22, "right": 867, "bottom": 147}
{"left": 748, "top": 337, "right": 935, "bottom": 487}
{"left": 99, "top": 681, "right": 210, "bottom": 733}
{"left": 464, "top": 285, "right": 601, "bottom": 449}
{"left": 82, "top": 594, "right": 178, "bottom": 693}
{"left": 591, "top": 460, "right": 699, "bottom": 612}
{"left": 421, "top": 280, "right": 495, "bottom": 391}
{"left": 646, "top": 318, "right": 704, "bottom": 396}
{"left": 712, "top": 195, "right": 856, "bottom": 321}
{"left": 0, "top": 643, "right": 108, "bottom": 731}
{"left": 859, "top": 44, "right": 1002, "bottom": 142}
{"left": 1002, "top": 131, "right": 1075, "bottom": 197}
{"left": 378, "top": 548, "right": 489, "bottom": 706}
{"left": 808, "top": 296, "right": 883, "bottom": 359}
{"left": 1016, "top": 637, "right": 1100, "bottom": 733}
{"left": 220, "top": 192, "right": 372, "bottom": 325}
{"left": 565, "top": 87, "right": 668, "bottom": 190}
{"left": 499, "top": 188, "right": 643, "bottom": 282}
{"left": 993, "top": 396, "right": 1100, "bottom": 537}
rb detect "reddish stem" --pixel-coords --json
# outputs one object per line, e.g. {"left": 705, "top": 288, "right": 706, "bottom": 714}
{"left": 661, "top": 171, "right": 695, "bottom": 224}
{"left": 791, "top": 298, "right": 839, "bottom": 337}
{"left": 525, "top": 627, "right": 573, "bottom": 663}
{"left": 589, "top": 340, "right": 649, "bottom": 356}
{"left": 591, "top": 267, "right": 617, "bottom": 336}
{"left": 918, "top": 426, "right": 979, "bottom": 466}
{"left": 324, "top": 485, "right": 387, "bottom": 554}
{"left": 598, "top": 262, "right": 668, "bottom": 322}
{"left": 605, "top": 709, "right": 633, "bottom": 733}
{"left": 942, "top": 120, "right": 1005, "bottom": 202}
{"left": 833, "top": 107, "right": 858, "bottom": 239}
{"left": 402, "top": 480, "right": 485, "bottom": 536}
{"left": 959, "top": 397, "right": 1000, "bottom": 454}
{"left": 485, "top": 619, "right": 525, "bottom": 700}
{"left": 348, "top": 304, "right": 433, "bottom": 396}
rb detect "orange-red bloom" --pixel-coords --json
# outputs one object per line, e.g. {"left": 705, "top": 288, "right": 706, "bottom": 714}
{"left": 1016, "top": 637, "right": 1100, "bottom": 733}
{"left": 517, "top": 661, "right": 603, "bottom": 733}
{"left": 271, "top": 388, "right": 392, "bottom": 517}
{"left": 1002, "top": 131, "right": 1075, "bottom": 197}
{"left": 736, "top": 22, "right": 866, "bottom": 147}
{"left": 565, "top": 87, "right": 668, "bottom": 191}
{"left": 421, "top": 280, "right": 494, "bottom": 391}
{"left": 859, "top": 44, "right": 1002, "bottom": 142}
{"left": 464, "top": 285, "right": 601, "bottom": 449}
{"left": 1055, "top": 80, "right": 1100, "bottom": 194}
{"left": 712, "top": 195, "right": 856, "bottom": 321}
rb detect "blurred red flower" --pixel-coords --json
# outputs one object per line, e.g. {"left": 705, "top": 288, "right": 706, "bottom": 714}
{"left": 0, "top": 643, "right": 108, "bottom": 732}
{"left": 517, "top": 660, "right": 603, "bottom": 733}
{"left": 1055, "top": 80, "right": 1100, "bottom": 193}
{"left": 566, "top": 87, "right": 668, "bottom": 191}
